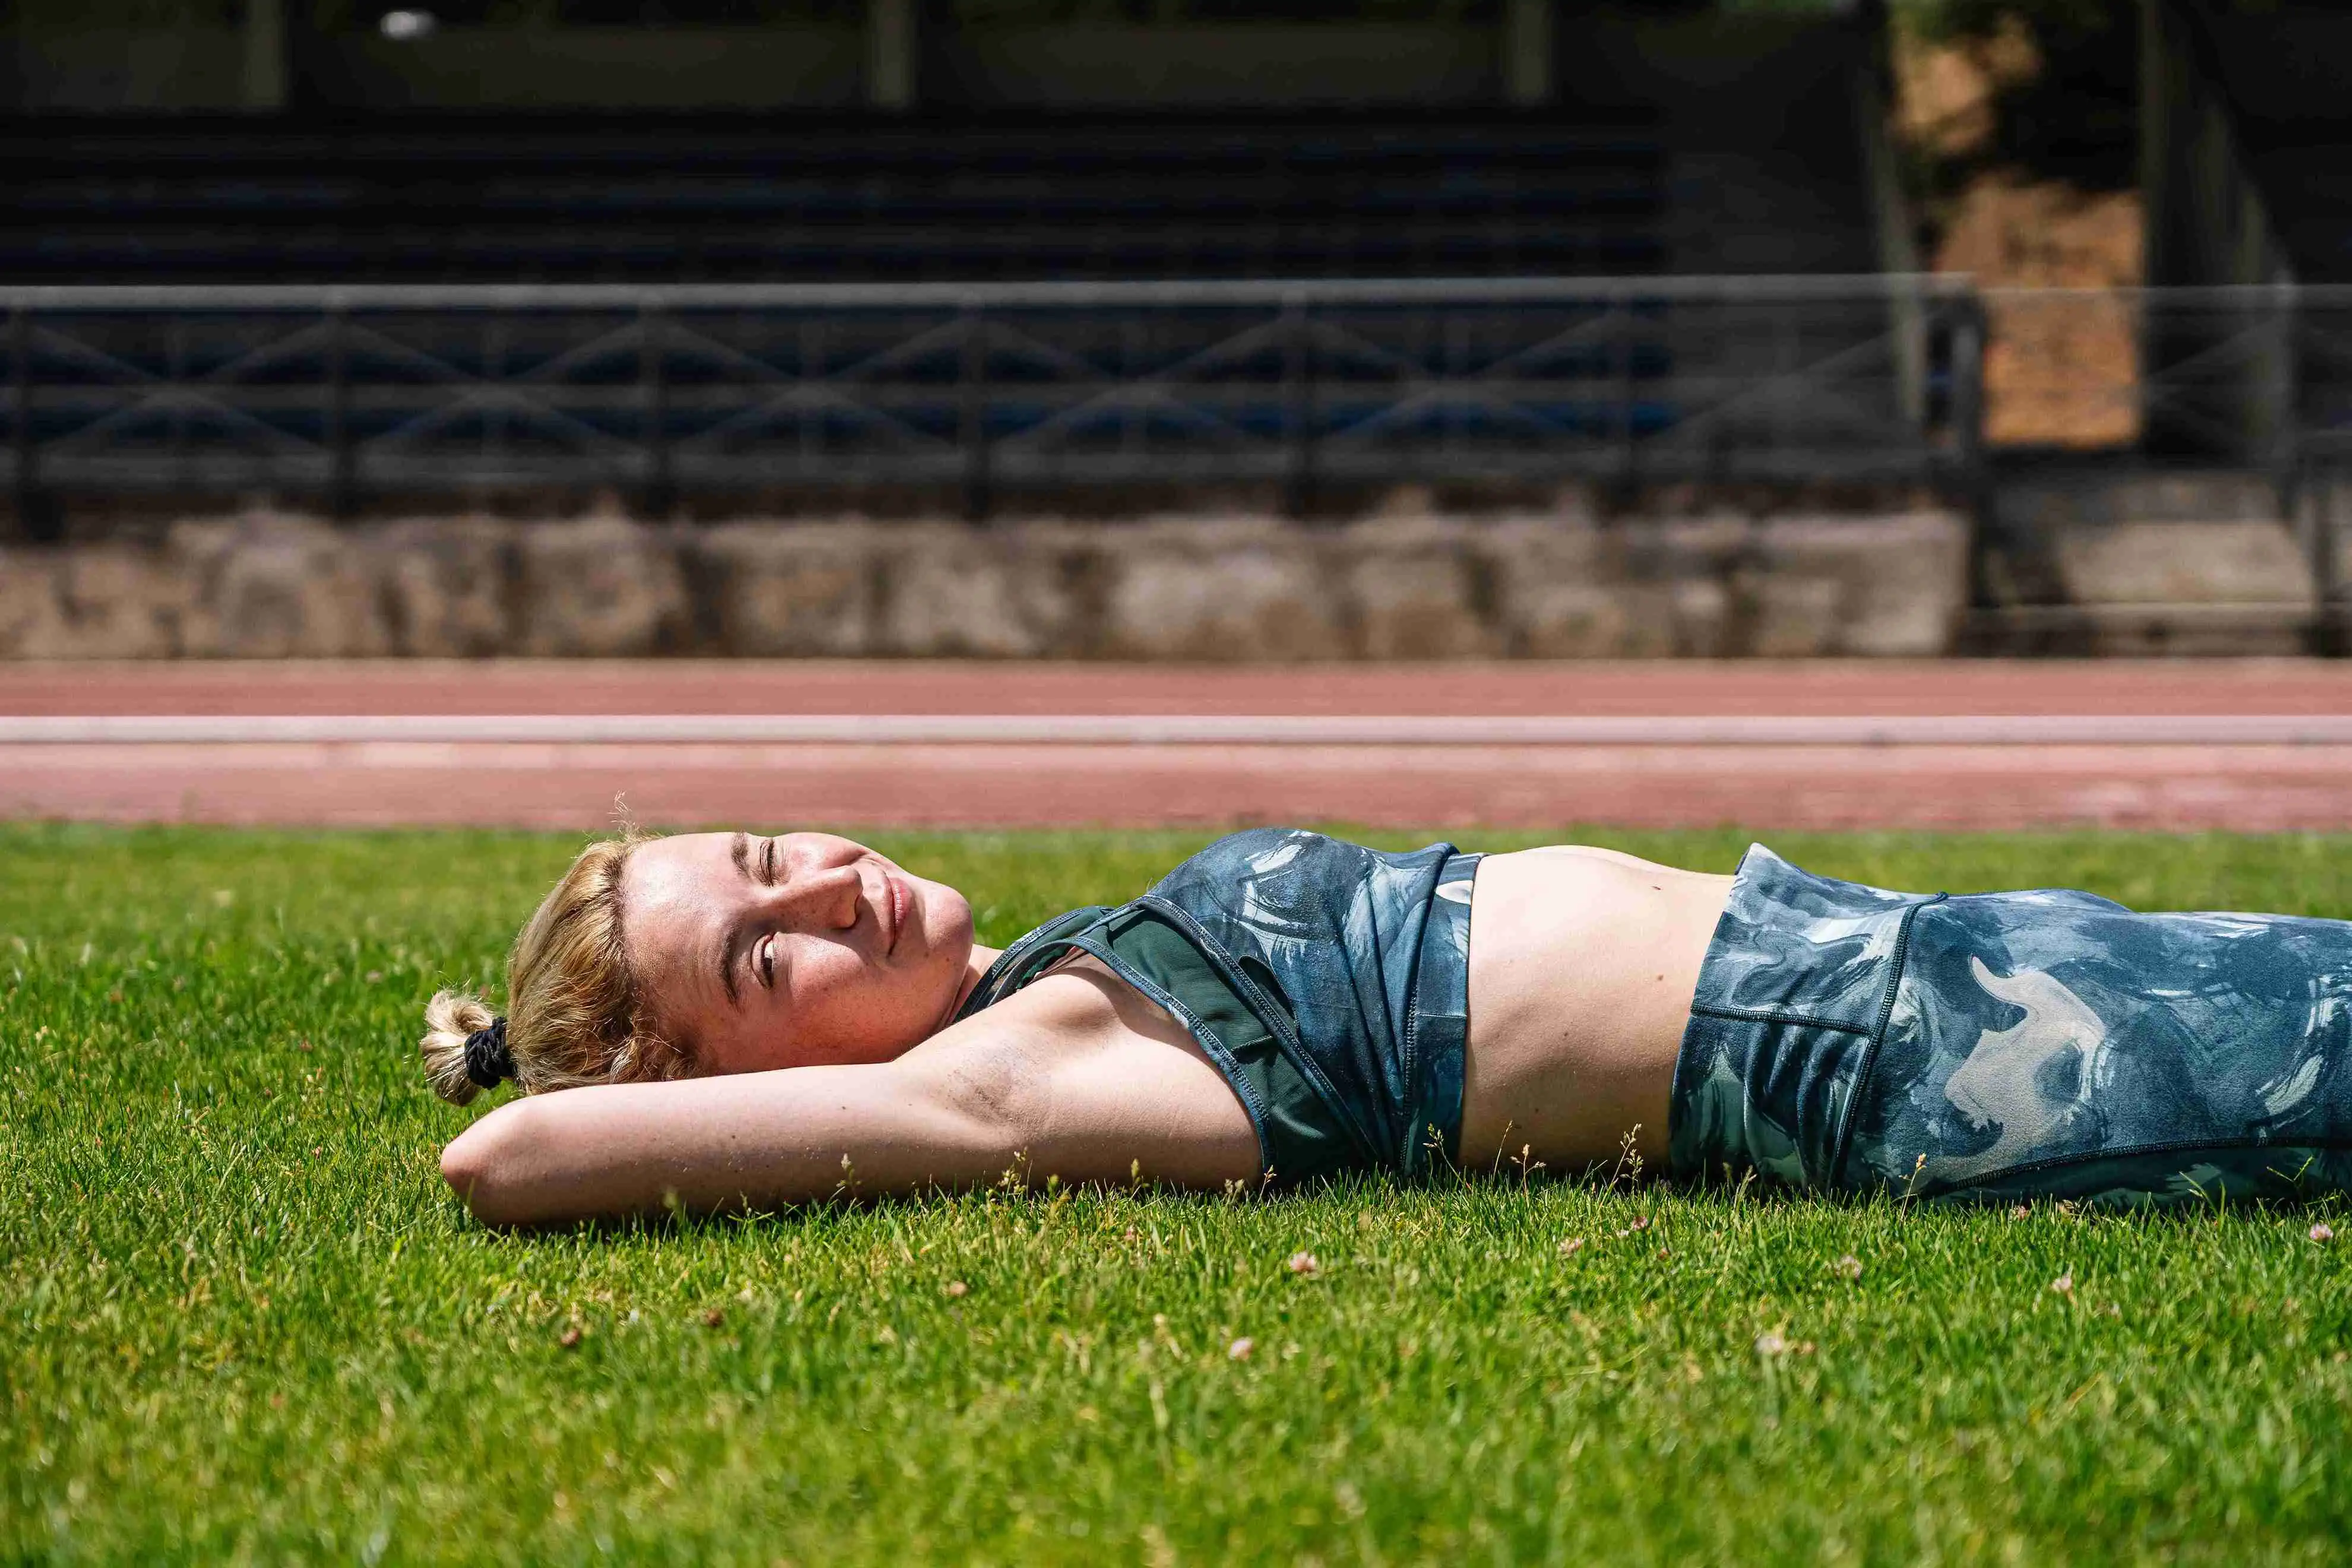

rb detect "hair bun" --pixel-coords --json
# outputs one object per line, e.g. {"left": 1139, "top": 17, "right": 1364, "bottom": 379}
{"left": 463, "top": 1017, "right": 514, "bottom": 1089}
{"left": 421, "top": 988, "right": 505, "bottom": 1105}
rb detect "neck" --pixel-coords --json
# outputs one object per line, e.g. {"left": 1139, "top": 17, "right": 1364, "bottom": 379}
{"left": 944, "top": 943, "right": 1002, "bottom": 1027}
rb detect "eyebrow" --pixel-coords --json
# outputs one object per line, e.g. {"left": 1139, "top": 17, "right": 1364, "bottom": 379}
{"left": 720, "top": 832, "right": 752, "bottom": 1007}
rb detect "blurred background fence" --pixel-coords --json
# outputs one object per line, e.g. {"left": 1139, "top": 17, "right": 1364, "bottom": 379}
{"left": 1980, "top": 284, "right": 2352, "bottom": 473}
{"left": 4, "top": 274, "right": 1983, "bottom": 515}
{"left": 20, "top": 280, "right": 2352, "bottom": 517}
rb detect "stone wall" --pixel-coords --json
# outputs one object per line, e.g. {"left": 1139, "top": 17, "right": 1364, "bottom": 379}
{"left": 0, "top": 502, "right": 1971, "bottom": 660}
{"left": 1979, "top": 472, "right": 2321, "bottom": 655}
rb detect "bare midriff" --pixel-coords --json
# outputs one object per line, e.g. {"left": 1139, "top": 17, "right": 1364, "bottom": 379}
{"left": 1461, "top": 846, "right": 1735, "bottom": 1175}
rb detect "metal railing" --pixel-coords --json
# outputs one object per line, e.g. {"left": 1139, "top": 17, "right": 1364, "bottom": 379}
{"left": 2, "top": 275, "right": 1980, "bottom": 519}
{"left": 1973, "top": 286, "right": 2352, "bottom": 478}
{"left": 2141, "top": 286, "right": 2352, "bottom": 481}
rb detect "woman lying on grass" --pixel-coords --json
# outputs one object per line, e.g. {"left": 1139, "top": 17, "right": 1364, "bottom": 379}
{"left": 426, "top": 828, "right": 2352, "bottom": 1225}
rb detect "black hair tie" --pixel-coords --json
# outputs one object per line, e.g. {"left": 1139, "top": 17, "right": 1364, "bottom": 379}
{"left": 463, "top": 1016, "right": 514, "bottom": 1089}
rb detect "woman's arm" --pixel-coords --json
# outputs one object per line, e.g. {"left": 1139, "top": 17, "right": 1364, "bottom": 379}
{"left": 438, "top": 964, "right": 1259, "bottom": 1225}
{"left": 440, "top": 1060, "right": 1011, "bottom": 1225}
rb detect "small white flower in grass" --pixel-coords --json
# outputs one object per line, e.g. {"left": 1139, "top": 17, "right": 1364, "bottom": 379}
{"left": 1228, "top": 1337, "right": 1254, "bottom": 1361}
{"left": 2050, "top": 1271, "right": 2075, "bottom": 1296}
{"left": 2312, "top": 1224, "right": 2335, "bottom": 1244}
{"left": 1834, "top": 1254, "right": 1863, "bottom": 1281}
{"left": 1286, "top": 1251, "right": 1320, "bottom": 1277}
{"left": 944, "top": 1281, "right": 969, "bottom": 1298}
{"left": 1558, "top": 1236, "right": 1585, "bottom": 1257}
{"left": 1754, "top": 1330, "right": 1788, "bottom": 1357}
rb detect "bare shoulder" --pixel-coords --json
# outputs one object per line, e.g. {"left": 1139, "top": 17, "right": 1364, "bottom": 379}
{"left": 899, "top": 954, "right": 1261, "bottom": 1188}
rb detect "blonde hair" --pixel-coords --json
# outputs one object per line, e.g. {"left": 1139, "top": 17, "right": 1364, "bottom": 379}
{"left": 419, "top": 834, "right": 688, "bottom": 1104}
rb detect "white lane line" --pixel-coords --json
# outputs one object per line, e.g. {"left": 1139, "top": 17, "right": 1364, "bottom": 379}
{"left": 3, "top": 714, "right": 2352, "bottom": 745}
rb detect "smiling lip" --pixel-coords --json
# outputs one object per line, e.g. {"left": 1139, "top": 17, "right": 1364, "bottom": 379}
{"left": 883, "top": 869, "right": 908, "bottom": 956}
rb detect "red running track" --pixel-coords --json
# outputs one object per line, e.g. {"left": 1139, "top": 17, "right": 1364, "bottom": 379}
{"left": 4, "top": 660, "right": 2351, "bottom": 832}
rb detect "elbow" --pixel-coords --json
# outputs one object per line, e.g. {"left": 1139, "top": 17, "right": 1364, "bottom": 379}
{"left": 440, "top": 1099, "right": 543, "bottom": 1226}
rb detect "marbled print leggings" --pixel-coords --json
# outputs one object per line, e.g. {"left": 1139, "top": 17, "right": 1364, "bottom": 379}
{"left": 1670, "top": 846, "right": 2352, "bottom": 1205}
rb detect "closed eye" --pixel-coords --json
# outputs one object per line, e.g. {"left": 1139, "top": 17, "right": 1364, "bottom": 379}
{"left": 762, "top": 836, "right": 777, "bottom": 884}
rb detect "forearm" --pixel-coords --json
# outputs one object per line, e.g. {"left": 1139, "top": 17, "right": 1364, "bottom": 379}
{"left": 440, "top": 1066, "right": 1014, "bottom": 1226}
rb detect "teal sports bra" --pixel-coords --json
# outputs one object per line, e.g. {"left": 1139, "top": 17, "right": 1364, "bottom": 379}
{"left": 955, "top": 829, "right": 1481, "bottom": 1184}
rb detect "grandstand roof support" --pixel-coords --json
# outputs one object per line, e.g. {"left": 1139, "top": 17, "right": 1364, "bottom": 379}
{"left": 2141, "top": 0, "right": 2285, "bottom": 293}
{"left": 1503, "top": 0, "right": 1554, "bottom": 108}
{"left": 242, "top": 0, "right": 288, "bottom": 112}
{"left": 2140, "top": 0, "right": 2302, "bottom": 461}
{"left": 868, "top": 0, "right": 917, "bottom": 112}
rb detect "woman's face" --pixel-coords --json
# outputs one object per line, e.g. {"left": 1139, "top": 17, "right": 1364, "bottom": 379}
{"left": 619, "top": 831, "right": 978, "bottom": 1076}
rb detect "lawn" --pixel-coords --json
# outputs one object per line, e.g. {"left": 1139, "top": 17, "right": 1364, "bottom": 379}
{"left": 6, "top": 824, "right": 2352, "bottom": 1565}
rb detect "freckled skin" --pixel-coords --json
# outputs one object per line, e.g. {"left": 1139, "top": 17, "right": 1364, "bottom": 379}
{"left": 621, "top": 831, "right": 988, "bottom": 1076}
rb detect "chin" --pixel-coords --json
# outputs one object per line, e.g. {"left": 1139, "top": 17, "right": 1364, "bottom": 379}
{"left": 921, "top": 876, "right": 976, "bottom": 958}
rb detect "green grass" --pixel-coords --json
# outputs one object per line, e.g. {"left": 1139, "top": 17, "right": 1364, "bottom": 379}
{"left": 8, "top": 824, "right": 2352, "bottom": 1565}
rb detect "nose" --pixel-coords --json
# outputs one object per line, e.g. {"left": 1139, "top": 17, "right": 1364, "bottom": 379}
{"left": 754, "top": 854, "right": 862, "bottom": 932}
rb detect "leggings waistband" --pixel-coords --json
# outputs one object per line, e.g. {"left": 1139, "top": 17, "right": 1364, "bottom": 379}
{"left": 1405, "top": 851, "right": 1481, "bottom": 1175}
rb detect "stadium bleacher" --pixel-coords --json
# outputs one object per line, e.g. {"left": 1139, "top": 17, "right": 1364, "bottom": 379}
{"left": 0, "top": 111, "right": 1665, "bottom": 284}
{"left": 0, "top": 6, "right": 1938, "bottom": 509}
